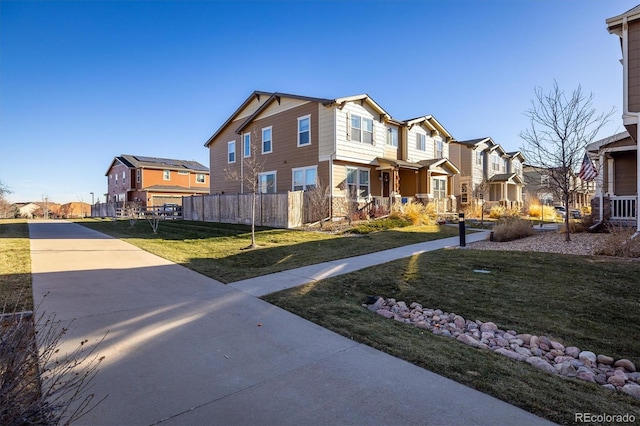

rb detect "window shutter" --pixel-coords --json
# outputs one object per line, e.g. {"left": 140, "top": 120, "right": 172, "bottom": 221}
{"left": 346, "top": 112, "right": 351, "bottom": 140}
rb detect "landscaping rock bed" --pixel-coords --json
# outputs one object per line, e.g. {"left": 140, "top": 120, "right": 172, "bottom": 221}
{"left": 364, "top": 297, "right": 640, "bottom": 400}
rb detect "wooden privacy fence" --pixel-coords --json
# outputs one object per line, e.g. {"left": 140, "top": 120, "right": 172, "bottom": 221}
{"left": 182, "top": 192, "right": 307, "bottom": 229}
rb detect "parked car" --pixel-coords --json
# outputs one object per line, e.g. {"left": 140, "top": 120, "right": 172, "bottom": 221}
{"left": 554, "top": 206, "right": 582, "bottom": 219}
{"left": 161, "top": 203, "right": 181, "bottom": 218}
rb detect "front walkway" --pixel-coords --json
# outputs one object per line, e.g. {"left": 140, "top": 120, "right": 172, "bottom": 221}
{"left": 29, "top": 220, "right": 552, "bottom": 425}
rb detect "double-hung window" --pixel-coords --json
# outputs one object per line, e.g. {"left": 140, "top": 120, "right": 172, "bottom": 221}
{"left": 502, "top": 158, "right": 508, "bottom": 172}
{"left": 416, "top": 133, "right": 426, "bottom": 151}
{"left": 196, "top": 173, "right": 206, "bottom": 183}
{"left": 243, "top": 133, "right": 251, "bottom": 158}
{"left": 387, "top": 127, "right": 398, "bottom": 147}
{"left": 476, "top": 150, "right": 483, "bottom": 165}
{"left": 292, "top": 166, "right": 317, "bottom": 191}
{"left": 228, "top": 141, "right": 236, "bottom": 163}
{"left": 434, "top": 139, "right": 443, "bottom": 158}
{"left": 298, "top": 115, "right": 310, "bottom": 146}
{"left": 433, "top": 178, "right": 446, "bottom": 199}
{"left": 136, "top": 169, "right": 141, "bottom": 183}
{"left": 491, "top": 154, "right": 500, "bottom": 171}
{"left": 122, "top": 171, "right": 126, "bottom": 184}
{"left": 346, "top": 167, "right": 370, "bottom": 198}
{"left": 262, "top": 127, "right": 272, "bottom": 154}
{"left": 350, "top": 114, "right": 373, "bottom": 144}
{"left": 258, "top": 171, "right": 276, "bottom": 193}
{"left": 163, "top": 170, "right": 170, "bottom": 181}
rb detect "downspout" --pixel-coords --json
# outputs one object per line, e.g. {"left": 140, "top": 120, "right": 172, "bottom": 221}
{"left": 621, "top": 17, "right": 640, "bottom": 235}
{"left": 329, "top": 106, "right": 337, "bottom": 220}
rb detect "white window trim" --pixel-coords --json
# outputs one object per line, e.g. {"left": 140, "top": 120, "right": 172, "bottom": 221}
{"left": 196, "top": 173, "right": 206, "bottom": 183}
{"left": 432, "top": 177, "right": 447, "bottom": 199}
{"left": 228, "top": 141, "right": 236, "bottom": 164}
{"left": 243, "top": 133, "right": 251, "bottom": 158}
{"left": 387, "top": 127, "right": 398, "bottom": 147}
{"left": 262, "top": 126, "right": 273, "bottom": 154}
{"left": 258, "top": 170, "right": 277, "bottom": 194}
{"left": 349, "top": 113, "right": 374, "bottom": 144}
{"left": 416, "top": 133, "right": 426, "bottom": 151}
{"left": 163, "top": 170, "right": 170, "bottom": 181}
{"left": 291, "top": 165, "right": 318, "bottom": 191}
{"left": 297, "top": 115, "right": 311, "bottom": 147}
{"left": 345, "top": 166, "right": 370, "bottom": 199}
{"left": 434, "top": 139, "right": 443, "bottom": 158}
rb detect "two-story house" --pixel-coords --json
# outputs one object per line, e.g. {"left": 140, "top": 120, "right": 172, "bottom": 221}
{"left": 603, "top": 7, "right": 640, "bottom": 230}
{"left": 449, "top": 137, "right": 525, "bottom": 211}
{"left": 586, "top": 131, "right": 636, "bottom": 225}
{"left": 522, "top": 164, "right": 594, "bottom": 210}
{"left": 105, "top": 155, "right": 210, "bottom": 207}
{"left": 204, "top": 91, "right": 460, "bottom": 218}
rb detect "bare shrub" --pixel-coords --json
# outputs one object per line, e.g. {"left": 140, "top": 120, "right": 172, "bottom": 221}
{"left": 595, "top": 226, "right": 640, "bottom": 257}
{"left": 492, "top": 218, "right": 534, "bottom": 242}
{"left": 0, "top": 296, "right": 107, "bottom": 425}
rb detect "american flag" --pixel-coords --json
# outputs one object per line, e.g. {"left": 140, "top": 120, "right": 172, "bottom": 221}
{"left": 577, "top": 152, "right": 597, "bottom": 181}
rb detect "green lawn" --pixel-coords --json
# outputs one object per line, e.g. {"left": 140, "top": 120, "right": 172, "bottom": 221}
{"left": 263, "top": 249, "right": 640, "bottom": 424}
{"left": 76, "top": 219, "right": 460, "bottom": 283}
{"left": 0, "top": 220, "right": 32, "bottom": 312}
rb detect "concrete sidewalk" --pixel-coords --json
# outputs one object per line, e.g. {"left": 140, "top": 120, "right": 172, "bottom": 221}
{"left": 29, "top": 220, "right": 553, "bottom": 426}
{"left": 230, "top": 231, "right": 490, "bottom": 296}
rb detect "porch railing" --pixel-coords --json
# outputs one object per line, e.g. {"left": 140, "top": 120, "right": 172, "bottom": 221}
{"left": 609, "top": 196, "right": 637, "bottom": 221}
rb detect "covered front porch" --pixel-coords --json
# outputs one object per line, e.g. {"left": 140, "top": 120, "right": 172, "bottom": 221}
{"left": 374, "top": 157, "right": 460, "bottom": 215}
{"left": 486, "top": 173, "right": 525, "bottom": 211}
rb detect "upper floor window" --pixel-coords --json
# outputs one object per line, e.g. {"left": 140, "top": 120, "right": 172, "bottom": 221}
{"left": 350, "top": 114, "right": 373, "bottom": 144}
{"left": 416, "top": 133, "right": 426, "bottom": 151}
{"left": 346, "top": 167, "right": 370, "bottom": 198}
{"left": 258, "top": 171, "right": 276, "bottom": 193}
{"left": 298, "top": 115, "right": 310, "bottom": 146}
{"left": 262, "top": 127, "right": 272, "bottom": 154}
{"left": 491, "top": 154, "right": 500, "bottom": 171}
{"left": 476, "top": 150, "right": 483, "bottom": 165}
{"left": 243, "top": 133, "right": 251, "bottom": 158}
{"left": 502, "top": 158, "right": 508, "bottom": 172}
{"left": 387, "top": 127, "right": 398, "bottom": 147}
{"left": 163, "top": 170, "right": 170, "bottom": 181}
{"left": 228, "top": 141, "right": 236, "bottom": 163}
{"left": 541, "top": 174, "right": 549, "bottom": 186}
{"left": 136, "top": 169, "right": 141, "bottom": 183}
{"left": 196, "top": 173, "right": 206, "bottom": 183}
{"left": 292, "top": 166, "right": 317, "bottom": 191}
{"left": 513, "top": 161, "right": 521, "bottom": 175}
{"left": 434, "top": 139, "right": 443, "bottom": 158}
{"left": 122, "top": 171, "right": 126, "bottom": 184}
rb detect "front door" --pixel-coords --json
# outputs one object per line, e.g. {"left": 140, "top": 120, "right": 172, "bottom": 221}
{"left": 382, "top": 172, "right": 390, "bottom": 197}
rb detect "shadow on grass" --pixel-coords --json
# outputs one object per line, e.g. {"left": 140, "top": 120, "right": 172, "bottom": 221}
{"left": 263, "top": 249, "right": 640, "bottom": 424}
{"left": 181, "top": 227, "right": 462, "bottom": 283}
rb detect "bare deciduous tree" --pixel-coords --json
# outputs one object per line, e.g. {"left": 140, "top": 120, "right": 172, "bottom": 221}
{"left": 520, "top": 81, "right": 613, "bottom": 241}
{"left": 305, "top": 179, "right": 331, "bottom": 228}
{"left": 225, "top": 128, "right": 267, "bottom": 249}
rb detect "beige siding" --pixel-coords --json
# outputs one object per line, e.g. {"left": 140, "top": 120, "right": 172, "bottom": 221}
{"left": 318, "top": 104, "right": 335, "bottom": 160}
{"left": 405, "top": 124, "right": 446, "bottom": 163}
{"left": 335, "top": 102, "right": 387, "bottom": 163}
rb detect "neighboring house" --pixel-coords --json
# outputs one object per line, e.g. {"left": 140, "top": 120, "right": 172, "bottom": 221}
{"left": 60, "top": 202, "right": 91, "bottom": 218}
{"left": 605, "top": 7, "right": 640, "bottom": 230}
{"left": 586, "top": 131, "right": 636, "bottom": 225}
{"left": 522, "top": 165, "right": 594, "bottom": 210}
{"left": 204, "top": 91, "right": 461, "bottom": 217}
{"left": 105, "top": 155, "right": 210, "bottom": 207}
{"left": 449, "top": 137, "right": 525, "bottom": 211}
{"left": 16, "top": 201, "right": 60, "bottom": 218}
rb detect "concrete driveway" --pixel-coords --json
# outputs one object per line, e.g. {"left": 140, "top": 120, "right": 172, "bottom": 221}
{"left": 29, "top": 220, "right": 553, "bottom": 425}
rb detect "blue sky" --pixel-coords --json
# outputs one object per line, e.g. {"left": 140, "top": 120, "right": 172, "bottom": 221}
{"left": 0, "top": 0, "right": 637, "bottom": 204}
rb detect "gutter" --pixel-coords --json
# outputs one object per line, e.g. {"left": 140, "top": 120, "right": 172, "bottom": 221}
{"left": 621, "top": 17, "right": 640, "bottom": 235}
